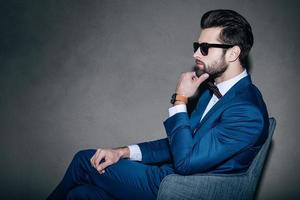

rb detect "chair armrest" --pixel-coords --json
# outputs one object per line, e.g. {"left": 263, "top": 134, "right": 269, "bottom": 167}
{"left": 157, "top": 173, "right": 250, "bottom": 200}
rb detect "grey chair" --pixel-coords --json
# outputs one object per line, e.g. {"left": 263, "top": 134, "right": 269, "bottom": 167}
{"left": 157, "top": 117, "right": 276, "bottom": 200}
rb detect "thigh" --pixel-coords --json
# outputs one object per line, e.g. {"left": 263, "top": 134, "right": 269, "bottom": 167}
{"left": 90, "top": 159, "right": 159, "bottom": 200}
{"left": 76, "top": 149, "right": 171, "bottom": 200}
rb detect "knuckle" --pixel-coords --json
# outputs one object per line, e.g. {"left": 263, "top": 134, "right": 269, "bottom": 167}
{"left": 98, "top": 148, "right": 104, "bottom": 152}
{"left": 109, "top": 159, "right": 114, "bottom": 164}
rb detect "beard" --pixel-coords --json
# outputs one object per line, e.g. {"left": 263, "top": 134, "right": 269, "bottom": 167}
{"left": 203, "top": 55, "right": 228, "bottom": 80}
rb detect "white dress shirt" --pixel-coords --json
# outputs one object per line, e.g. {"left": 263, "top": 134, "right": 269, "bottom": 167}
{"left": 128, "top": 70, "right": 248, "bottom": 161}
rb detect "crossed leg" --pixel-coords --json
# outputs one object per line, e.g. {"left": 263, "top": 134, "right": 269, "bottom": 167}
{"left": 47, "top": 149, "right": 170, "bottom": 200}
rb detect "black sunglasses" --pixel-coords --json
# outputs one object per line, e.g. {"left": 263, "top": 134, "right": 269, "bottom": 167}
{"left": 193, "top": 42, "right": 234, "bottom": 56}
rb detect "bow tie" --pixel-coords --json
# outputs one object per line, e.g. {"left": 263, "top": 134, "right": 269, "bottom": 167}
{"left": 207, "top": 81, "right": 223, "bottom": 99}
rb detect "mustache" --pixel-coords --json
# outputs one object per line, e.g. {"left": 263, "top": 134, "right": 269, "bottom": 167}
{"left": 195, "top": 59, "right": 205, "bottom": 66}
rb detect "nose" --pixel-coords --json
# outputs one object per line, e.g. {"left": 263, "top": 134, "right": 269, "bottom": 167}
{"left": 193, "top": 48, "right": 202, "bottom": 59}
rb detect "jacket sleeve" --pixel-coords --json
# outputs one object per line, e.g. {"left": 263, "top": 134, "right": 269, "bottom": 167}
{"left": 163, "top": 103, "right": 265, "bottom": 175}
{"left": 137, "top": 138, "right": 173, "bottom": 164}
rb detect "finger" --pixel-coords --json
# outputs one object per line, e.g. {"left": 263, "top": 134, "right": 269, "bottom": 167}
{"left": 195, "top": 73, "right": 209, "bottom": 84}
{"left": 90, "top": 154, "right": 95, "bottom": 167}
{"left": 95, "top": 150, "right": 105, "bottom": 168}
{"left": 92, "top": 149, "right": 101, "bottom": 167}
{"left": 90, "top": 149, "right": 100, "bottom": 166}
{"left": 191, "top": 72, "right": 198, "bottom": 80}
{"left": 97, "top": 160, "right": 112, "bottom": 172}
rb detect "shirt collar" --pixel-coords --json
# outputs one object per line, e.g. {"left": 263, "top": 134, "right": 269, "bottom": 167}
{"left": 216, "top": 69, "right": 248, "bottom": 96}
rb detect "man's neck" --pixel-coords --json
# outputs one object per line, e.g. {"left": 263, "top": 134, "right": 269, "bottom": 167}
{"left": 214, "top": 64, "right": 244, "bottom": 84}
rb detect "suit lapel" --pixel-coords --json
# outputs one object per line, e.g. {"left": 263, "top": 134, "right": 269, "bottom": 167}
{"left": 193, "top": 76, "right": 252, "bottom": 135}
{"left": 190, "top": 89, "right": 212, "bottom": 130}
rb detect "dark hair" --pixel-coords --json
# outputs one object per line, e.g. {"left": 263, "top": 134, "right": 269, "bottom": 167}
{"left": 201, "top": 9, "right": 253, "bottom": 67}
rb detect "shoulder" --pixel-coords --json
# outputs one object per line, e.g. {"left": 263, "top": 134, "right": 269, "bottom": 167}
{"left": 221, "top": 83, "right": 268, "bottom": 130}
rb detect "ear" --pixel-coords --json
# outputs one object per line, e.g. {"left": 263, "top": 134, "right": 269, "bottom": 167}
{"left": 226, "top": 46, "right": 241, "bottom": 62}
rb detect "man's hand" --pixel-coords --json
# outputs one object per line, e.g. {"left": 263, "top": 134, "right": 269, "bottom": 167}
{"left": 175, "top": 72, "right": 209, "bottom": 97}
{"left": 90, "top": 147, "right": 129, "bottom": 174}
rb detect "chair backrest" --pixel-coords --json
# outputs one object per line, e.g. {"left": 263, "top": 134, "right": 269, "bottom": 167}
{"left": 238, "top": 117, "right": 276, "bottom": 200}
{"left": 247, "top": 117, "right": 276, "bottom": 177}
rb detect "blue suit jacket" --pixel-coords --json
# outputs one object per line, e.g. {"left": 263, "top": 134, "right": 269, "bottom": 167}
{"left": 137, "top": 76, "right": 269, "bottom": 175}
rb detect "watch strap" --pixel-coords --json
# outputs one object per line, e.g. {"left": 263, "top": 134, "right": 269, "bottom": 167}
{"left": 170, "top": 93, "right": 188, "bottom": 104}
{"left": 175, "top": 94, "right": 188, "bottom": 104}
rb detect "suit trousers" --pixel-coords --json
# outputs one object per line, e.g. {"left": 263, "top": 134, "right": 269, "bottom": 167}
{"left": 47, "top": 149, "right": 170, "bottom": 200}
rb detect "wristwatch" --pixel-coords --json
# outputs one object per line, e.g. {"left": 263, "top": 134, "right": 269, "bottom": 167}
{"left": 170, "top": 93, "right": 188, "bottom": 104}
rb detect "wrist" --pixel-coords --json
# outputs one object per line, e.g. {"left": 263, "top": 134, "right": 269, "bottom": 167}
{"left": 116, "top": 146, "right": 130, "bottom": 159}
{"left": 173, "top": 101, "right": 186, "bottom": 106}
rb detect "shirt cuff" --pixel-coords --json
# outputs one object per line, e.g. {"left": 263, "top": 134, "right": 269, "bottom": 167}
{"left": 127, "top": 144, "right": 142, "bottom": 161}
{"left": 168, "top": 104, "right": 187, "bottom": 117}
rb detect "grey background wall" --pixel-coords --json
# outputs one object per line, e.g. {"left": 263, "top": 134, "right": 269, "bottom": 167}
{"left": 0, "top": 0, "right": 299, "bottom": 199}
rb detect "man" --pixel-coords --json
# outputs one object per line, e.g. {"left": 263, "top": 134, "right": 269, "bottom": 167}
{"left": 47, "top": 9, "right": 269, "bottom": 200}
